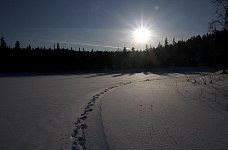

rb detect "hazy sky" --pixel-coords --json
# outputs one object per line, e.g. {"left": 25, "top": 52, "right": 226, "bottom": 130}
{"left": 0, "top": 0, "right": 215, "bottom": 50}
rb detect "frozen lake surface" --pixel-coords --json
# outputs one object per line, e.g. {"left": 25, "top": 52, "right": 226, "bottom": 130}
{"left": 0, "top": 69, "right": 228, "bottom": 150}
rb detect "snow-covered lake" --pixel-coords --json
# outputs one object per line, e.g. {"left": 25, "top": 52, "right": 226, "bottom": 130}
{"left": 0, "top": 70, "right": 228, "bottom": 150}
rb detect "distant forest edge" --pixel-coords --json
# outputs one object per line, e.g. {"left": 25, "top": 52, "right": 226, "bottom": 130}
{"left": 0, "top": 30, "right": 227, "bottom": 73}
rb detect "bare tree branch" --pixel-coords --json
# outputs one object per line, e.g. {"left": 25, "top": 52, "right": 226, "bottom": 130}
{"left": 210, "top": 0, "right": 228, "bottom": 31}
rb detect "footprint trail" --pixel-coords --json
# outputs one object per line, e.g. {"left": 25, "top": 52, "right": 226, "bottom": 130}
{"left": 70, "top": 82, "right": 132, "bottom": 150}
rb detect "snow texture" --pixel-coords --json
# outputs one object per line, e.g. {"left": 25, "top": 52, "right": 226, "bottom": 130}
{"left": 0, "top": 69, "right": 228, "bottom": 150}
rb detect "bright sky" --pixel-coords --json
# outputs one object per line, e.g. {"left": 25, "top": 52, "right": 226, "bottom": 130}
{"left": 0, "top": 0, "right": 215, "bottom": 50}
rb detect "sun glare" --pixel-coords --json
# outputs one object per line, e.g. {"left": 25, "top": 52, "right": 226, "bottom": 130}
{"left": 133, "top": 27, "right": 151, "bottom": 43}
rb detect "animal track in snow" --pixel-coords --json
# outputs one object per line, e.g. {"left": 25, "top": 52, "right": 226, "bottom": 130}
{"left": 70, "top": 82, "right": 132, "bottom": 150}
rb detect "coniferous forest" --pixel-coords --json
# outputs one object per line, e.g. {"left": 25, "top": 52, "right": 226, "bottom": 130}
{"left": 0, "top": 30, "right": 227, "bottom": 73}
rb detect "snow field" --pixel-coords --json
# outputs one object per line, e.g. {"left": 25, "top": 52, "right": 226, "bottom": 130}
{"left": 0, "top": 70, "right": 227, "bottom": 150}
{"left": 84, "top": 73, "right": 228, "bottom": 150}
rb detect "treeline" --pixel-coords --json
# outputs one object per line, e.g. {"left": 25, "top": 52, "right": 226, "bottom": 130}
{"left": 0, "top": 30, "right": 227, "bottom": 73}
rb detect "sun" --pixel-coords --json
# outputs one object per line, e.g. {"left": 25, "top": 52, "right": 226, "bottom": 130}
{"left": 133, "top": 27, "right": 151, "bottom": 43}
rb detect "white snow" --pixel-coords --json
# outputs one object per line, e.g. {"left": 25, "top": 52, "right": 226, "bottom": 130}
{"left": 0, "top": 69, "right": 228, "bottom": 150}
{"left": 101, "top": 75, "right": 228, "bottom": 150}
{"left": 0, "top": 74, "right": 124, "bottom": 150}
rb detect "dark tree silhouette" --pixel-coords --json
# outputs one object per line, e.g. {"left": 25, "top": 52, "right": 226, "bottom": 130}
{"left": 0, "top": 37, "right": 7, "bottom": 49}
{"left": 123, "top": 47, "right": 127, "bottom": 52}
{"left": 145, "top": 44, "right": 149, "bottom": 51}
{"left": 172, "top": 38, "right": 176, "bottom": 45}
{"left": 27, "top": 44, "right": 31, "bottom": 50}
{"left": 165, "top": 37, "right": 169, "bottom": 47}
{"left": 56, "top": 43, "right": 60, "bottom": 50}
{"left": 15, "top": 41, "right": 20, "bottom": 49}
{"left": 0, "top": 30, "right": 227, "bottom": 73}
